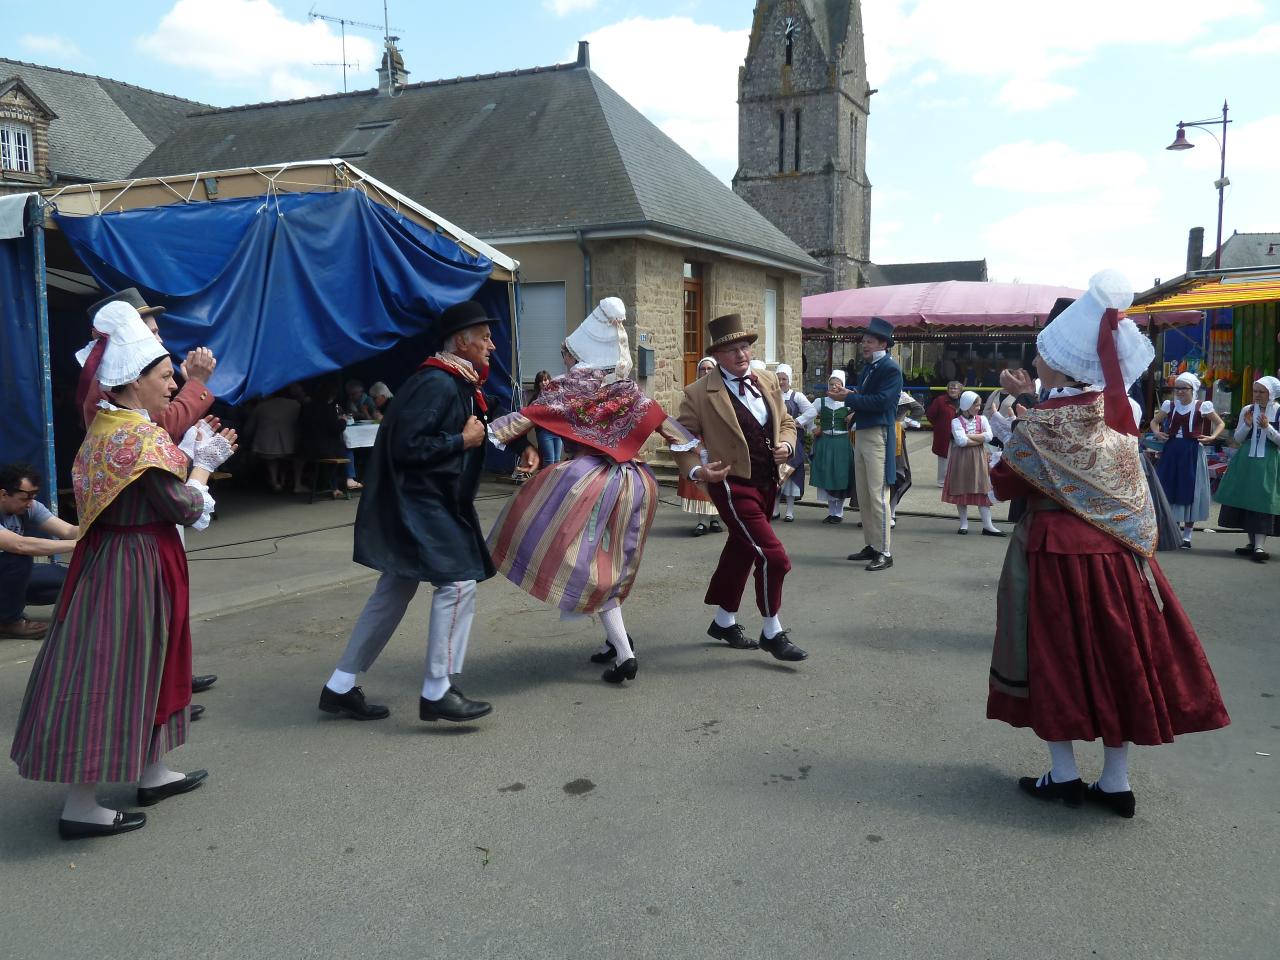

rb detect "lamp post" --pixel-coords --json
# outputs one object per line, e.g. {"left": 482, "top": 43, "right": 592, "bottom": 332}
{"left": 1166, "top": 100, "right": 1231, "bottom": 269}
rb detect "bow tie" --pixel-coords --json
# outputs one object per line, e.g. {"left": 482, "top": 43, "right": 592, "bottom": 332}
{"left": 732, "top": 375, "right": 761, "bottom": 398}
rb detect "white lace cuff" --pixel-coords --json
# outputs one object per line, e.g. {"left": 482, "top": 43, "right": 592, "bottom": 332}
{"left": 186, "top": 478, "right": 215, "bottom": 531}
{"left": 486, "top": 423, "right": 508, "bottom": 451}
{"left": 668, "top": 438, "right": 700, "bottom": 453}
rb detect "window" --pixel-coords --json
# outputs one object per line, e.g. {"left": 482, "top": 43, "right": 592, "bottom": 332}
{"left": 764, "top": 282, "right": 779, "bottom": 364}
{"left": 777, "top": 111, "right": 786, "bottom": 174}
{"left": 785, "top": 36, "right": 793, "bottom": 66}
{"left": 793, "top": 110, "right": 802, "bottom": 171}
{"left": 517, "top": 282, "right": 568, "bottom": 387}
{"left": 850, "top": 116, "right": 858, "bottom": 170}
{"left": 0, "top": 122, "right": 33, "bottom": 173}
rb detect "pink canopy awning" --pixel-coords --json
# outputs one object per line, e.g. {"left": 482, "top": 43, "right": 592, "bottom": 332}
{"left": 802, "top": 281, "right": 1201, "bottom": 331}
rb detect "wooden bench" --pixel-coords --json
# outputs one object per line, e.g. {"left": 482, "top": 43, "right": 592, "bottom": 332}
{"left": 308, "top": 458, "right": 352, "bottom": 503}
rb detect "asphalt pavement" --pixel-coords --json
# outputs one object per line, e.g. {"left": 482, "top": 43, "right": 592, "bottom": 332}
{"left": 0, "top": 454, "right": 1276, "bottom": 960}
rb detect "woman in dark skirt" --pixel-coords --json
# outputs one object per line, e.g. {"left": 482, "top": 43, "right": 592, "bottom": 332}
{"left": 1214, "top": 376, "right": 1280, "bottom": 562}
{"left": 1150, "top": 372, "right": 1224, "bottom": 548}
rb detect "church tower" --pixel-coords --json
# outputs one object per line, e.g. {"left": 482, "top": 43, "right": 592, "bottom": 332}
{"left": 732, "top": 1, "right": 872, "bottom": 295}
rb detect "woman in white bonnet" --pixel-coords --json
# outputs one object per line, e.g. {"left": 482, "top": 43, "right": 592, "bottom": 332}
{"left": 1150, "top": 372, "right": 1224, "bottom": 547}
{"left": 1213, "top": 375, "right": 1280, "bottom": 562}
{"left": 678, "top": 357, "right": 724, "bottom": 535}
{"left": 809, "top": 371, "right": 855, "bottom": 522}
{"left": 772, "top": 363, "right": 816, "bottom": 522}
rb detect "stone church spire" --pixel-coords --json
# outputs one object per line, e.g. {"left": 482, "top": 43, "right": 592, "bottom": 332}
{"left": 732, "top": 1, "right": 872, "bottom": 294}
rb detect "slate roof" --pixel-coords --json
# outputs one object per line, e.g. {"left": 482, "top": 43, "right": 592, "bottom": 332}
{"left": 864, "top": 259, "right": 989, "bottom": 286}
{"left": 0, "top": 59, "right": 206, "bottom": 183}
{"left": 133, "top": 59, "right": 820, "bottom": 272}
{"left": 1202, "top": 232, "right": 1280, "bottom": 270}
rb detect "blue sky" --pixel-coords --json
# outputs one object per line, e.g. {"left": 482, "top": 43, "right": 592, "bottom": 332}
{"left": 7, "top": 0, "right": 1280, "bottom": 290}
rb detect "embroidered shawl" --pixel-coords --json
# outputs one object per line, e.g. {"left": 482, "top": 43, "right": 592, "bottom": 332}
{"left": 1004, "top": 392, "right": 1157, "bottom": 557}
{"left": 73, "top": 407, "right": 190, "bottom": 530}
{"left": 501, "top": 367, "right": 668, "bottom": 463}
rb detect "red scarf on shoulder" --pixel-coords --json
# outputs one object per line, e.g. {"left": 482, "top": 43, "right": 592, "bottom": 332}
{"left": 420, "top": 352, "right": 489, "bottom": 415}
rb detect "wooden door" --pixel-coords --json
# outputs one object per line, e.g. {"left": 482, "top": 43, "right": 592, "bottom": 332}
{"left": 682, "top": 277, "right": 704, "bottom": 384}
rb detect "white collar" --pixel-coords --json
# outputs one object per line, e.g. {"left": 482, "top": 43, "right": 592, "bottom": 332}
{"left": 719, "top": 365, "right": 752, "bottom": 382}
{"left": 97, "top": 398, "right": 153, "bottom": 422}
{"left": 869, "top": 350, "right": 886, "bottom": 363}
{"left": 1172, "top": 396, "right": 1196, "bottom": 415}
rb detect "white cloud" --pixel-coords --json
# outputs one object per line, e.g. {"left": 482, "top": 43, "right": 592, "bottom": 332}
{"left": 973, "top": 141, "right": 1148, "bottom": 194}
{"left": 1174, "top": 114, "right": 1280, "bottom": 173}
{"left": 584, "top": 17, "right": 748, "bottom": 183}
{"left": 19, "top": 34, "right": 83, "bottom": 61}
{"left": 861, "top": 0, "right": 1263, "bottom": 111}
{"left": 137, "top": 0, "right": 378, "bottom": 100}
{"left": 544, "top": 0, "right": 599, "bottom": 15}
{"left": 908, "top": 70, "right": 938, "bottom": 88}
{"left": 1192, "top": 21, "right": 1280, "bottom": 58}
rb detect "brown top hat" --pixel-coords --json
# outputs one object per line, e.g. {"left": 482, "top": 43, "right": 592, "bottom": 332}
{"left": 706, "top": 313, "right": 758, "bottom": 350}
{"left": 87, "top": 287, "right": 165, "bottom": 321}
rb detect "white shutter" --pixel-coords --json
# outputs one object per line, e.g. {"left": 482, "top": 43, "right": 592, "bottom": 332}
{"left": 764, "top": 284, "right": 778, "bottom": 364}
{"left": 517, "top": 282, "right": 567, "bottom": 383}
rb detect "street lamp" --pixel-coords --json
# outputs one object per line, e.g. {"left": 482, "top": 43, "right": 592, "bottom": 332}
{"left": 1166, "top": 100, "right": 1231, "bottom": 269}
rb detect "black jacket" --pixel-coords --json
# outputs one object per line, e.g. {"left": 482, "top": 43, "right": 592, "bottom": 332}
{"left": 353, "top": 366, "right": 510, "bottom": 583}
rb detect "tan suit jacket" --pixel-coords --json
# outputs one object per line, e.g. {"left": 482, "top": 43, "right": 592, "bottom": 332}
{"left": 675, "top": 368, "right": 797, "bottom": 484}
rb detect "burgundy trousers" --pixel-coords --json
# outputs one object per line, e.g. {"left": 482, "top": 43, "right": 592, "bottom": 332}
{"left": 705, "top": 478, "right": 790, "bottom": 616}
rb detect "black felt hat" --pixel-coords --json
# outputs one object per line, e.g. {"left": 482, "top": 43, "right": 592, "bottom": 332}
{"left": 1046, "top": 297, "right": 1076, "bottom": 324}
{"left": 87, "top": 287, "right": 165, "bottom": 321}
{"left": 437, "top": 300, "right": 491, "bottom": 340}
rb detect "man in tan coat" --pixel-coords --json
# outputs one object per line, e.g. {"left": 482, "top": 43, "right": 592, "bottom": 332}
{"left": 675, "top": 313, "right": 807, "bottom": 661}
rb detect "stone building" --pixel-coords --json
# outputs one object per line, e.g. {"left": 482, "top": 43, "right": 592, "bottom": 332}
{"left": 131, "top": 41, "right": 822, "bottom": 441}
{"left": 0, "top": 59, "right": 203, "bottom": 196}
{"left": 733, "top": 1, "right": 872, "bottom": 295}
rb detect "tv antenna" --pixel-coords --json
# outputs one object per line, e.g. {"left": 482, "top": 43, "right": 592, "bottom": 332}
{"left": 312, "top": 59, "right": 362, "bottom": 92}
{"left": 309, "top": 5, "right": 403, "bottom": 92}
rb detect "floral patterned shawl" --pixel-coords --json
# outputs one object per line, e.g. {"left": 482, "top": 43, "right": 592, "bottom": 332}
{"left": 1004, "top": 392, "right": 1157, "bottom": 557}
{"left": 73, "top": 406, "right": 190, "bottom": 530}
{"left": 513, "top": 368, "right": 668, "bottom": 463}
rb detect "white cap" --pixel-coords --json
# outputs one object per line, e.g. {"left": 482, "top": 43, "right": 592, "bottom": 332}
{"left": 565, "top": 297, "right": 630, "bottom": 378}
{"left": 1256, "top": 375, "right": 1280, "bottom": 402}
{"left": 749, "top": 359, "right": 766, "bottom": 371}
{"left": 829, "top": 369, "right": 846, "bottom": 385}
{"left": 1035, "top": 269, "right": 1153, "bottom": 388}
{"left": 1175, "top": 372, "right": 1201, "bottom": 393}
{"left": 94, "top": 301, "right": 169, "bottom": 389}
{"left": 775, "top": 363, "right": 793, "bottom": 380}
{"left": 959, "top": 390, "right": 980, "bottom": 412}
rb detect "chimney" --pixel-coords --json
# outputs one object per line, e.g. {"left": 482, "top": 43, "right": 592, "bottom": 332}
{"left": 577, "top": 40, "right": 590, "bottom": 68}
{"left": 1186, "top": 226, "right": 1204, "bottom": 272}
{"left": 377, "top": 37, "right": 410, "bottom": 95}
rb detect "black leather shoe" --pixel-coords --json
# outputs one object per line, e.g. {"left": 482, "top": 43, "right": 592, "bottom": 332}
{"left": 602, "top": 658, "right": 638, "bottom": 683}
{"left": 189, "top": 703, "right": 205, "bottom": 721}
{"left": 865, "top": 553, "right": 893, "bottom": 571}
{"left": 420, "top": 686, "right": 492, "bottom": 722}
{"left": 709, "top": 519, "right": 722, "bottom": 532}
{"left": 759, "top": 631, "right": 808, "bottom": 662}
{"left": 1017, "top": 772, "right": 1085, "bottom": 808}
{"left": 59, "top": 810, "right": 146, "bottom": 840}
{"left": 821, "top": 515, "right": 843, "bottom": 524}
{"left": 191, "top": 674, "right": 218, "bottom": 693}
{"left": 981, "top": 528, "right": 1007, "bottom": 538}
{"left": 318, "top": 685, "right": 390, "bottom": 721}
{"left": 707, "top": 621, "right": 758, "bottom": 649}
{"left": 692, "top": 523, "right": 708, "bottom": 537}
{"left": 1252, "top": 550, "right": 1270, "bottom": 563}
{"left": 1085, "top": 782, "right": 1136, "bottom": 818}
{"left": 589, "top": 634, "right": 637, "bottom": 664}
{"left": 957, "top": 528, "right": 969, "bottom": 535}
{"left": 137, "top": 769, "right": 208, "bottom": 807}
{"left": 1234, "top": 546, "right": 1254, "bottom": 556}
{"left": 847, "top": 546, "right": 877, "bottom": 562}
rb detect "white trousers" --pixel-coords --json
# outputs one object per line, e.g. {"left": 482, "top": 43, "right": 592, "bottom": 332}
{"left": 336, "top": 573, "right": 476, "bottom": 680}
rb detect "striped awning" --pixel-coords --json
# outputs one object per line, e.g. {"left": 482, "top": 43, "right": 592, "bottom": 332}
{"left": 1129, "top": 274, "right": 1280, "bottom": 314}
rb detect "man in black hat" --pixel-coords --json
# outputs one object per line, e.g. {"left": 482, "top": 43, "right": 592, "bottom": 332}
{"left": 830, "top": 316, "right": 903, "bottom": 571}
{"left": 318, "top": 300, "right": 538, "bottom": 724}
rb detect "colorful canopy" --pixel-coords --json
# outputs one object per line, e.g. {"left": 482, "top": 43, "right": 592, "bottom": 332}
{"left": 1127, "top": 273, "right": 1280, "bottom": 314}
{"left": 803, "top": 280, "right": 1200, "bottom": 331}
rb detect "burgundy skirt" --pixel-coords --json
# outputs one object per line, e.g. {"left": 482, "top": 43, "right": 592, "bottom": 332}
{"left": 987, "top": 515, "right": 1229, "bottom": 746}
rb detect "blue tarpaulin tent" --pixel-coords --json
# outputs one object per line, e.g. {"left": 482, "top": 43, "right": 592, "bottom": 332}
{"left": 0, "top": 162, "right": 522, "bottom": 504}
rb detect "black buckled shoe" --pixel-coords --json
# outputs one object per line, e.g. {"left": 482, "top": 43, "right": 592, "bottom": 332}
{"left": 1085, "top": 782, "right": 1136, "bottom": 819}
{"left": 137, "top": 769, "right": 208, "bottom": 807}
{"left": 709, "top": 519, "right": 722, "bottom": 533}
{"left": 847, "top": 546, "right": 877, "bottom": 562}
{"left": 601, "top": 658, "right": 638, "bottom": 683}
{"left": 420, "top": 686, "right": 493, "bottom": 723}
{"left": 590, "top": 635, "right": 636, "bottom": 664}
{"left": 1017, "top": 772, "right": 1085, "bottom": 808}
{"left": 59, "top": 810, "right": 147, "bottom": 840}
{"left": 865, "top": 553, "right": 894, "bottom": 571}
{"left": 318, "top": 685, "right": 390, "bottom": 721}
{"left": 191, "top": 674, "right": 218, "bottom": 693}
{"left": 707, "top": 621, "right": 758, "bottom": 649}
{"left": 759, "top": 631, "right": 808, "bottom": 662}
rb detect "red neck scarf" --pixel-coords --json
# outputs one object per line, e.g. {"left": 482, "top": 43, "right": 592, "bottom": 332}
{"left": 75, "top": 336, "right": 109, "bottom": 428}
{"left": 1097, "top": 308, "right": 1139, "bottom": 436}
{"left": 420, "top": 352, "right": 489, "bottom": 414}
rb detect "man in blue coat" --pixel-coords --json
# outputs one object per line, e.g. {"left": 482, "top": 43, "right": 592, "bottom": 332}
{"left": 831, "top": 317, "right": 904, "bottom": 571}
{"left": 317, "top": 300, "right": 537, "bottom": 724}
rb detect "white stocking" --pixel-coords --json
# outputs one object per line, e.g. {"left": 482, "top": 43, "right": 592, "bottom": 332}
{"left": 979, "top": 505, "right": 999, "bottom": 532}
{"left": 1182, "top": 522, "right": 1194, "bottom": 542}
{"left": 1046, "top": 740, "right": 1080, "bottom": 782}
{"left": 1098, "top": 743, "right": 1131, "bottom": 792}
{"left": 957, "top": 505, "right": 969, "bottom": 530}
{"left": 62, "top": 783, "right": 117, "bottom": 826}
{"left": 1257, "top": 536, "right": 1268, "bottom": 552}
{"left": 827, "top": 494, "right": 845, "bottom": 518}
{"left": 139, "top": 760, "right": 185, "bottom": 790}
{"left": 785, "top": 494, "right": 796, "bottom": 518}
{"left": 600, "top": 607, "right": 633, "bottom": 664}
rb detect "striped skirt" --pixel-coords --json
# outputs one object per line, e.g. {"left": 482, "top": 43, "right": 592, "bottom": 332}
{"left": 488, "top": 454, "right": 658, "bottom": 615}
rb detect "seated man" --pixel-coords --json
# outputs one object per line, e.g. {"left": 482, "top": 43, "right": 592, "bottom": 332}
{"left": 0, "top": 462, "right": 78, "bottom": 639}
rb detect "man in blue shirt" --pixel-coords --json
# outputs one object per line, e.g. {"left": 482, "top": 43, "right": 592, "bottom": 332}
{"left": 829, "top": 317, "right": 904, "bottom": 571}
{"left": 0, "top": 462, "right": 78, "bottom": 639}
